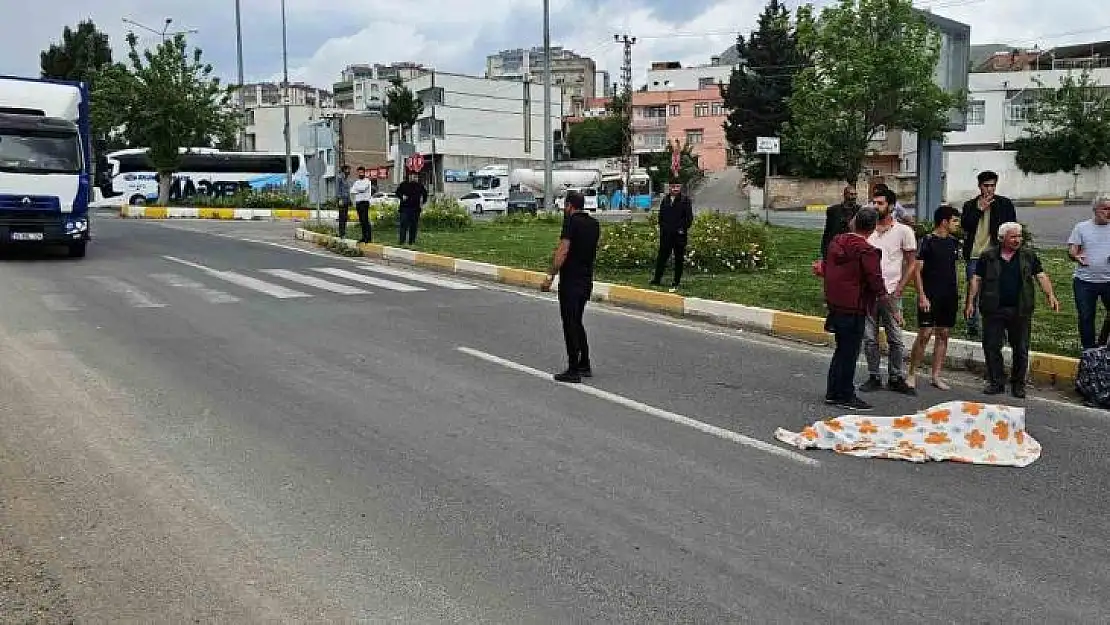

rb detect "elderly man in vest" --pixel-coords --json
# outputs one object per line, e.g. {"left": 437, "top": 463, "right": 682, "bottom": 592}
{"left": 966, "top": 222, "right": 1061, "bottom": 398}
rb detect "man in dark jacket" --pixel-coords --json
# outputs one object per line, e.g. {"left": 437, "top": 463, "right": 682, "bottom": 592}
{"left": 650, "top": 182, "right": 694, "bottom": 289}
{"left": 822, "top": 206, "right": 901, "bottom": 411}
{"left": 819, "top": 185, "right": 860, "bottom": 260}
{"left": 394, "top": 170, "right": 429, "bottom": 245}
{"left": 960, "top": 170, "right": 1017, "bottom": 337}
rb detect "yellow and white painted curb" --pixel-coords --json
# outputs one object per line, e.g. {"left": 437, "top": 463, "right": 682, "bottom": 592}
{"left": 122, "top": 205, "right": 351, "bottom": 220}
{"left": 1032, "top": 199, "right": 1065, "bottom": 207}
{"left": 296, "top": 227, "right": 1081, "bottom": 389}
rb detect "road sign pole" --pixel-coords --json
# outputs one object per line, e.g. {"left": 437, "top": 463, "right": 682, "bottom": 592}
{"left": 764, "top": 153, "right": 770, "bottom": 224}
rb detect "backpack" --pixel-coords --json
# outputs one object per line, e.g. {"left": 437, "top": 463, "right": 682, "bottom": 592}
{"left": 1076, "top": 346, "right": 1110, "bottom": 408}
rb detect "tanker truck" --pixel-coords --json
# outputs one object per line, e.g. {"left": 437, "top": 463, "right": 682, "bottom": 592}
{"left": 471, "top": 164, "right": 601, "bottom": 210}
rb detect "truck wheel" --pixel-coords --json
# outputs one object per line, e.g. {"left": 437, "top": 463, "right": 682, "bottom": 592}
{"left": 475, "top": 204, "right": 483, "bottom": 214}
{"left": 67, "top": 241, "right": 86, "bottom": 258}
{"left": 129, "top": 195, "right": 146, "bottom": 205}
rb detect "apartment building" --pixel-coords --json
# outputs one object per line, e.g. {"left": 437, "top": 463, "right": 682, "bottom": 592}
{"left": 231, "top": 82, "right": 333, "bottom": 108}
{"left": 486, "top": 47, "right": 596, "bottom": 117}
{"left": 332, "top": 62, "right": 427, "bottom": 109}
{"left": 242, "top": 103, "right": 344, "bottom": 153}
{"left": 630, "top": 87, "right": 729, "bottom": 172}
{"left": 644, "top": 60, "right": 734, "bottom": 92}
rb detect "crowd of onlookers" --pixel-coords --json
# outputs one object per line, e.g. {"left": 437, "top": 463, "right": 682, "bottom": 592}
{"left": 815, "top": 172, "right": 1110, "bottom": 411}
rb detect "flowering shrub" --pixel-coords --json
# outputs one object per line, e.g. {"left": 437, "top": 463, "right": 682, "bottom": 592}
{"left": 595, "top": 212, "right": 771, "bottom": 274}
{"left": 171, "top": 188, "right": 309, "bottom": 208}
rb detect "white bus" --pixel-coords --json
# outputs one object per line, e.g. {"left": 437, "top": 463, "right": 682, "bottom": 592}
{"left": 104, "top": 148, "right": 308, "bottom": 205}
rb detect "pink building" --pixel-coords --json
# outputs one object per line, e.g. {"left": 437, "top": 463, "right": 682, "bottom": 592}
{"left": 631, "top": 87, "right": 729, "bottom": 172}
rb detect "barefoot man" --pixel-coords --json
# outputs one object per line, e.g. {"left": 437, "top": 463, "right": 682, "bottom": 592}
{"left": 907, "top": 205, "right": 961, "bottom": 390}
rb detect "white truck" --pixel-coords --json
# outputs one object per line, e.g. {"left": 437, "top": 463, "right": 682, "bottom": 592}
{"left": 471, "top": 164, "right": 602, "bottom": 211}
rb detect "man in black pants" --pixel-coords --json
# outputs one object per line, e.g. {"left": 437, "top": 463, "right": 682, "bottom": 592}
{"left": 394, "top": 170, "right": 428, "bottom": 245}
{"left": 651, "top": 182, "right": 694, "bottom": 289}
{"left": 541, "top": 191, "right": 600, "bottom": 383}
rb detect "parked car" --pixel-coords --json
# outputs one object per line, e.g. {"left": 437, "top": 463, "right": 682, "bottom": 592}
{"left": 458, "top": 191, "right": 508, "bottom": 214}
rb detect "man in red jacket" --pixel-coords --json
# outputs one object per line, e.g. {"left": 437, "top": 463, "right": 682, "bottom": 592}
{"left": 822, "top": 206, "right": 902, "bottom": 411}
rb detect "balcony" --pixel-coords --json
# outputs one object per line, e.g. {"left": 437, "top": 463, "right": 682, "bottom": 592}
{"left": 633, "top": 133, "right": 667, "bottom": 153}
{"left": 632, "top": 116, "right": 668, "bottom": 130}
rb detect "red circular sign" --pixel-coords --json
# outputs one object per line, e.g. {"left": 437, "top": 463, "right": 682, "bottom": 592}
{"left": 408, "top": 153, "right": 425, "bottom": 171}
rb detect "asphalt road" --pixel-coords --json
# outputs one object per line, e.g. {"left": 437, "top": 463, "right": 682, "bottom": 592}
{"left": 1, "top": 218, "right": 1109, "bottom": 622}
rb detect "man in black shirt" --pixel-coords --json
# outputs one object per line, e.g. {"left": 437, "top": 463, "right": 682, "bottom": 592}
{"left": 541, "top": 191, "right": 601, "bottom": 383}
{"left": 650, "top": 182, "right": 694, "bottom": 289}
{"left": 907, "top": 205, "right": 961, "bottom": 392}
{"left": 819, "top": 185, "right": 861, "bottom": 260}
{"left": 394, "top": 171, "right": 429, "bottom": 245}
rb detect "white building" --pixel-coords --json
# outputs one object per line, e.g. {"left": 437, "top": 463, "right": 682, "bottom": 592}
{"left": 944, "top": 58, "right": 1110, "bottom": 201}
{"left": 243, "top": 104, "right": 343, "bottom": 153}
{"left": 644, "top": 60, "right": 734, "bottom": 92}
{"left": 232, "top": 82, "right": 333, "bottom": 108}
{"left": 392, "top": 71, "right": 563, "bottom": 186}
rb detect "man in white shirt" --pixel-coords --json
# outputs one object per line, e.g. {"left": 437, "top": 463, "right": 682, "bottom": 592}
{"left": 860, "top": 187, "right": 918, "bottom": 395}
{"left": 348, "top": 166, "right": 374, "bottom": 243}
{"left": 1068, "top": 195, "right": 1110, "bottom": 349}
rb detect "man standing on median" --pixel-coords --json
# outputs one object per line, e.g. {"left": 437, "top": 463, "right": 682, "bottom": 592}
{"left": 1067, "top": 195, "right": 1110, "bottom": 349}
{"left": 960, "top": 171, "right": 1017, "bottom": 338}
{"left": 907, "top": 205, "right": 961, "bottom": 392}
{"left": 822, "top": 206, "right": 895, "bottom": 411}
{"left": 541, "top": 191, "right": 600, "bottom": 383}
{"left": 349, "top": 166, "right": 374, "bottom": 243}
{"left": 650, "top": 182, "right": 693, "bottom": 290}
{"left": 395, "top": 170, "right": 429, "bottom": 246}
{"left": 860, "top": 188, "right": 917, "bottom": 396}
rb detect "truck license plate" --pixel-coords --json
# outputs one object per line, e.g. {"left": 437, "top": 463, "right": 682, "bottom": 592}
{"left": 11, "top": 232, "right": 43, "bottom": 241}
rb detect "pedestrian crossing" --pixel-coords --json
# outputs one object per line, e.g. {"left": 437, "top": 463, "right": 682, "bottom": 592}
{"left": 34, "top": 258, "right": 481, "bottom": 313}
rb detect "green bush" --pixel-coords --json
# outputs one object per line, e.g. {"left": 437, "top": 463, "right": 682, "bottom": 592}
{"left": 170, "top": 188, "right": 309, "bottom": 208}
{"left": 493, "top": 211, "right": 563, "bottom": 226}
{"left": 313, "top": 195, "right": 471, "bottom": 232}
{"left": 595, "top": 212, "right": 771, "bottom": 274}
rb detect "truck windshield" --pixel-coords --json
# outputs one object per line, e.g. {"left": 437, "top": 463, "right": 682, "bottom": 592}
{"left": 0, "top": 130, "right": 82, "bottom": 175}
{"left": 472, "top": 175, "right": 502, "bottom": 190}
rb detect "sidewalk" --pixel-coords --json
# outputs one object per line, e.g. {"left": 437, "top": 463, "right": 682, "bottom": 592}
{"left": 295, "top": 227, "right": 1081, "bottom": 391}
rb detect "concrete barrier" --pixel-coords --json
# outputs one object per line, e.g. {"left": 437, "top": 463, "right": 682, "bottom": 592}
{"left": 295, "top": 227, "right": 1081, "bottom": 389}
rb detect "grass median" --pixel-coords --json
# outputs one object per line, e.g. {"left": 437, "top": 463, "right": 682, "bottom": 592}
{"left": 305, "top": 219, "right": 1088, "bottom": 359}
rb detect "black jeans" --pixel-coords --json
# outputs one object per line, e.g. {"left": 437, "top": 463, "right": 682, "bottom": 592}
{"left": 559, "top": 281, "right": 592, "bottom": 370}
{"left": 653, "top": 231, "right": 687, "bottom": 285}
{"left": 336, "top": 198, "right": 351, "bottom": 238}
{"left": 355, "top": 201, "right": 372, "bottom": 242}
{"left": 1074, "top": 278, "right": 1110, "bottom": 349}
{"left": 982, "top": 307, "right": 1031, "bottom": 387}
{"left": 825, "top": 312, "right": 866, "bottom": 401}
{"left": 399, "top": 208, "right": 420, "bottom": 244}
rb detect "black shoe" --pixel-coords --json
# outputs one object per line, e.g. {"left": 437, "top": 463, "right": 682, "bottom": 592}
{"left": 554, "top": 369, "right": 582, "bottom": 383}
{"left": 983, "top": 384, "right": 1005, "bottom": 395}
{"left": 859, "top": 377, "right": 883, "bottom": 393}
{"left": 577, "top": 365, "right": 593, "bottom": 378}
{"left": 834, "top": 396, "right": 873, "bottom": 411}
{"left": 1011, "top": 383, "right": 1026, "bottom": 399}
{"left": 888, "top": 377, "right": 916, "bottom": 395}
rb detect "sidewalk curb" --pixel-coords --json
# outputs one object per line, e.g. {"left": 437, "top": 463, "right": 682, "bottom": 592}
{"left": 122, "top": 206, "right": 344, "bottom": 220}
{"left": 295, "top": 227, "right": 1081, "bottom": 389}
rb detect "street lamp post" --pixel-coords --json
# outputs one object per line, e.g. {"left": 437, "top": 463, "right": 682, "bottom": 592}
{"left": 121, "top": 16, "right": 198, "bottom": 42}
{"left": 235, "top": 0, "right": 246, "bottom": 150}
{"left": 280, "top": 0, "right": 293, "bottom": 193}
{"left": 542, "top": 0, "right": 552, "bottom": 213}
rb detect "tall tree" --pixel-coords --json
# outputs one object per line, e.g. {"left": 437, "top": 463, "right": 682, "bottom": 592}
{"left": 785, "top": 0, "right": 960, "bottom": 185}
{"left": 720, "top": 0, "right": 809, "bottom": 187}
{"left": 604, "top": 92, "right": 632, "bottom": 157}
{"left": 641, "top": 140, "right": 704, "bottom": 190}
{"left": 384, "top": 77, "right": 425, "bottom": 143}
{"left": 94, "top": 32, "right": 240, "bottom": 204}
{"left": 40, "top": 20, "right": 112, "bottom": 84}
{"left": 1012, "top": 69, "right": 1110, "bottom": 175}
{"left": 565, "top": 117, "right": 623, "bottom": 158}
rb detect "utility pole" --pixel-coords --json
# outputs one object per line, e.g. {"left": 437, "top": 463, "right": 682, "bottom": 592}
{"left": 522, "top": 51, "right": 532, "bottom": 153}
{"left": 280, "top": 0, "right": 293, "bottom": 192}
{"left": 614, "top": 34, "right": 636, "bottom": 199}
{"left": 543, "top": 0, "right": 553, "bottom": 212}
{"left": 235, "top": 0, "right": 246, "bottom": 150}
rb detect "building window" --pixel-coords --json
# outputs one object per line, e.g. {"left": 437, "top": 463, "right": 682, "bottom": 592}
{"left": 418, "top": 118, "right": 445, "bottom": 139}
{"left": 1005, "top": 102, "right": 1031, "bottom": 125}
{"left": 871, "top": 125, "right": 887, "bottom": 141}
{"left": 686, "top": 129, "right": 704, "bottom": 144}
{"left": 668, "top": 104, "right": 680, "bottom": 116}
{"left": 244, "top": 109, "right": 255, "bottom": 125}
{"left": 710, "top": 102, "right": 724, "bottom": 116}
{"left": 967, "top": 99, "right": 985, "bottom": 125}
{"left": 417, "top": 87, "right": 444, "bottom": 106}
{"left": 693, "top": 102, "right": 710, "bottom": 117}
{"left": 698, "top": 77, "right": 716, "bottom": 89}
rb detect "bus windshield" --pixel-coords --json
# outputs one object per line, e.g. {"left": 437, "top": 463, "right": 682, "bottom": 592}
{"left": 0, "top": 129, "right": 81, "bottom": 175}
{"left": 471, "top": 175, "right": 501, "bottom": 191}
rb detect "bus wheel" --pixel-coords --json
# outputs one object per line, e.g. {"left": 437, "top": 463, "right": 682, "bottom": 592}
{"left": 67, "top": 241, "right": 86, "bottom": 258}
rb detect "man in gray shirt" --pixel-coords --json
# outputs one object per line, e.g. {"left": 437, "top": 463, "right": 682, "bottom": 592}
{"left": 335, "top": 165, "right": 351, "bottom": 238}
{"left": 1068, "top": 195, "right": 1110, "bottom": 349}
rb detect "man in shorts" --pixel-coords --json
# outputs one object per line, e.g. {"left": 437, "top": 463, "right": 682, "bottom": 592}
{"left": 907, "top": 205, "right": 961, "bottom": 391}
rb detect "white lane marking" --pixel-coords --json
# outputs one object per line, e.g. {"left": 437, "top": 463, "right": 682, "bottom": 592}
{"left": 162, "top": 256, "right": 311, "bottom": 299}
{"left": 353, "top": 262, "right": 478, "bottom": 290}
{"left": 149, "top": 272, "right": 240, "bottom": 304}
{"left": 260, "top": 269, "right": 370, "bottom": 295}
{"left": 41, "top": 293, "right": 81, "bottom": 312}
{"left": 311, "top": 267, "right": 425, "bottom": 292}
{"left": 87, "top": 276, "right": 166, "bottom": 308}
{"left": 457, "top": 346, "right": 819, "bottom": 466}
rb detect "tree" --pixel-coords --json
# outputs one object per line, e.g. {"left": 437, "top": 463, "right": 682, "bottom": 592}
{"left": 384, "top": 77, "right": 424, "bottom": 143}
{"left": 641, "top": 140, "right": 704, "bottom": 191}
{"left": 40, "top": 20, "right": 112, "bottom": 85}
{"left": 565, "top": 117, "right": 623, "bottom": 158}
{"left": 785, "top": 0, "right": 961, "bottom": 185}
{"left": 1012, "top": 69, "right": 1110, "bottom": 174}
{"left": 603, "top": 92, "right": 632, "bottom": 156}
{"left": 94, "top": 32, "right": 240, "bottom": 204}
{"left": 720, "top": 0, "right": 809, "bottom": 187}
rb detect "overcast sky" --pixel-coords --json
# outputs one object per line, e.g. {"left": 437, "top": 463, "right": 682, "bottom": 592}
{"left": 4, "top": 0, "right": 1110, "bottom": 91}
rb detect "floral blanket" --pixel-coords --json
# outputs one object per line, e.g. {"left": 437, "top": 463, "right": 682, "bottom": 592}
{"left": 774, "top": 401, "right": 1041, "bottom": 467}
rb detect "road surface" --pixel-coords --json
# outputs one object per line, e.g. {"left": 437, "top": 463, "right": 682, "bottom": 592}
{"left": 1, "top": 218, "right": 1108, "bottom": 622}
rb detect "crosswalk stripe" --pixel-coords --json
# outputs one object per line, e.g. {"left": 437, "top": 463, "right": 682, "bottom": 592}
{"left": 88, "top": 276, "right": 166, "bottom": 308}
{"left": 162, "top": 256, "right": 311, "bottom": 299}
{"left": 260, "top": 269, "right": 370, "bottom": 295}
{"left": 150, "top": 273, "right": 240, "bottom": 304}
{"left": 353, "top": 263, "right": 478, "bottom": 290}
{"left": 311, "top": 267, "right": 425, "bottom": 292}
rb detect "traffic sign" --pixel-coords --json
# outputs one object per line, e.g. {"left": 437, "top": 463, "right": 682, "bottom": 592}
{"left": 756, "top": 136, "right": 780, "bottom": 155}
{"left": 407, "top": 153, "right": 425, "bottom": 172}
